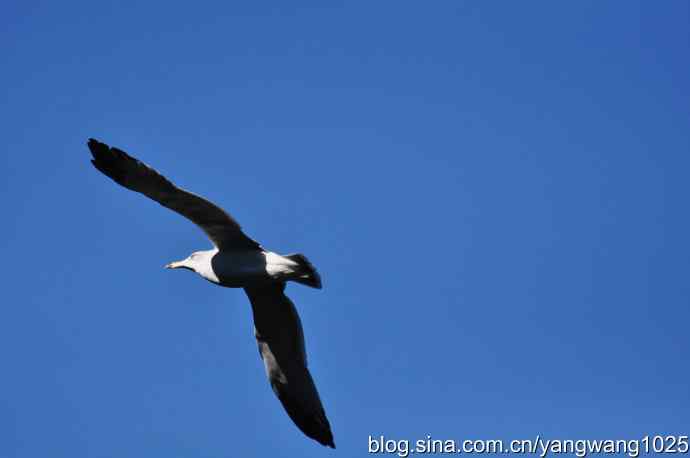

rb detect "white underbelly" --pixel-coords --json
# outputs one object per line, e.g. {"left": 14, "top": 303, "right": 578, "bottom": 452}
{"left": 207, "top": 250, "right": 299, "bottom": 287}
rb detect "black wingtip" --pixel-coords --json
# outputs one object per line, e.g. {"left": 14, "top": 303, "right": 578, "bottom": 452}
{"left": 321, "top": 425, "right": 335, "bottom": 448}
{"left": 313, "top": 430, "right": 335, "bottom": 448}
{"left": 87, "top": 138, "right": 108, "bottom": 160}
{"left": 276, "top": 388, "right": 335, "bottom": 448}
{"left": 315, "top": 426, "right": 335, "bottom": 448}
{"left": 87, "top": 138, "right": 130, "bottom": 186}
{"left": 302, "top": 413, "right": 335, "bottom": 448}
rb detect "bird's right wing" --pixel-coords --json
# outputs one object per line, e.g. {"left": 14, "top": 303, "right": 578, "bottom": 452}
{"left": 244, "top": 284, "right": 335, "bottom": 448}
{"left": 88, "top": 139, "right": 261, "bottom": 251}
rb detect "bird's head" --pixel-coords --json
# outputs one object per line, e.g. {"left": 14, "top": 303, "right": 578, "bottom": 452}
{"left": 165, "top": 251, "right": 205, "bottom": 272}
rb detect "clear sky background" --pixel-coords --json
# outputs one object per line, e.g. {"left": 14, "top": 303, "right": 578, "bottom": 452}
{"left": 1, "top": 1, "right": 689, "bottom": 457}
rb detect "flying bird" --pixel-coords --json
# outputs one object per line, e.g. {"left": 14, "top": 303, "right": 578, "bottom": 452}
{"left": 88, "top": 139, "right": 335, "bottom": 448}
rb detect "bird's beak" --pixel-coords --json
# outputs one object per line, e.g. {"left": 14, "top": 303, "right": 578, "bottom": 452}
{"left": 165, "top": 260, "right": 185, "bottom": 269}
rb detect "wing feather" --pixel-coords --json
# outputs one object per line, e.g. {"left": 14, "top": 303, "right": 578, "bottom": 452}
{"left": 245, "top": 284, "right": 335, "bottom": 448}
{"left": 88, "top": 138, "right": 260, "bottom": 251}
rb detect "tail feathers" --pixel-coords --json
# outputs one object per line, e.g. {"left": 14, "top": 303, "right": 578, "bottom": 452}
{"left": 285, "top": 253, "right": 322, "bottom": 289}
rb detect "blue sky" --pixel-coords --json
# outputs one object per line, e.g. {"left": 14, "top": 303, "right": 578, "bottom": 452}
{"left": 2, "top": 1, "right": 689, "bottom": 456}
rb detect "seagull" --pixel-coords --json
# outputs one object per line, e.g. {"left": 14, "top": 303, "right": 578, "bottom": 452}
{"left": 88, "top": 139, "right": 335, "bottom": 448}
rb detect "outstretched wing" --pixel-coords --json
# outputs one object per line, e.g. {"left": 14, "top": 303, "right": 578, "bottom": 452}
{"left": 245, "top": 284, "right": 335, "bottom": 448}
{"left": 88, "top": 138, "right": 261, "bottom": 251}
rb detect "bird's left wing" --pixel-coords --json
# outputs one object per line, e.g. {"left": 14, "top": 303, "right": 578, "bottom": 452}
{"left": 88, "top": 138, "right": 261, "bottom": 251}
{"left": 244, "top": 284, "right": 335, "bottom": 448}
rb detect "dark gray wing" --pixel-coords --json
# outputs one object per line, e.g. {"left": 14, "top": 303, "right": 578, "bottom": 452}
{"left": 88, "top": 139, "right": 261, "bottom": 251}
{"left": 245, "top": 284, "right": 335, "bottom": 448}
